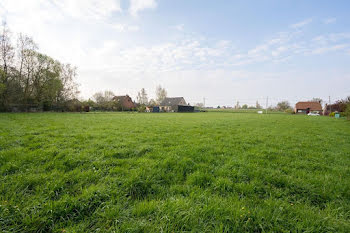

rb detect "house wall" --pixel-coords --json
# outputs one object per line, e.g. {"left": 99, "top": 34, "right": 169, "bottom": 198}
{"left": 179, "top": 99, "right": 186, "bottom": 105}
{"left": 295, "top": 109, "right": 307, "bottom": 114}
{"left": 296, "top": 109, "right": 322, "bottom": 114}
{"left": 121, "top": 97, "right": 135, "bottom": 110}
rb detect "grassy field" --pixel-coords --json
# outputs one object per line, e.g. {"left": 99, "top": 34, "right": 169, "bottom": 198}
{"left": 1, "top": 112, "right": 350, "bottom": 232}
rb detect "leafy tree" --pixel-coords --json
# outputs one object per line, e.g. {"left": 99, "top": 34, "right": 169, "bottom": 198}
{"left": 0, "top": 22, "right": 79, "bottom": 111}
{"left": 276, "top": 101, "right": 291, "bottom": 111}
{"left": 346, "top": 102, "right": 350, "bottom": 120}
{"left": 242, "top": 104, "right": 248, "bottom": 109}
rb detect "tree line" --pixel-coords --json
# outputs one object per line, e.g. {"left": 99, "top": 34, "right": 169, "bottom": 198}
{"left": 1, "top": 22, "right": 349, "bottom": 117}
{"left": 0, "top": 22, "right": 78, "bottom": 112}
{"left": 88, "top": 85, "right": 168, "bottom": 111}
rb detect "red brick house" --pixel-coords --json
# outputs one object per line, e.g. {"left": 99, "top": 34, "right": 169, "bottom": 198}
{"left": 112, "top": 95, "right": 136, "bottom": 110}
{"left": 294, "top": 102, "right": 323, "bottom": 114}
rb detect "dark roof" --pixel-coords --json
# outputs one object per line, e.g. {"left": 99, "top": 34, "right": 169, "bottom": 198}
{"left": 295, "top": 102, "right": 322, "bottom": 111}
{"left": 113, "top": 95, "right": 131, "bottom": 101}
{"left": 160, "top": 97, "right": 186, "bottom": 106}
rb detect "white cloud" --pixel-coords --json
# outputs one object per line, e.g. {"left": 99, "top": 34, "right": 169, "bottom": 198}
{"left": 311, "top": 44, "right": 350, "bottom": 54}
{"left": 324, "top": 17, "right": 336, "bottom": 24}
{"left": 290, "top": 18, "right": 312, "bottom": 29}
{"left": 53, "top": 0, "right": 121, "bottom": 20}
{"left": 129, "top": 0, "right": 157, "bottom": 17}
{"left": 1, "top": 0, "right": 121, "bottom": 22}
{"left": 1, "top": 1, "right": 349, "bottom": 104}
{"left": 112, "top": 23, "right": 139, "bottom": 32}
{"left": 173, "top": 24, "right": 184, "bottom": 31}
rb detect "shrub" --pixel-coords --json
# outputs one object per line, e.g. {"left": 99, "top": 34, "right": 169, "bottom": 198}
{"left": 276, "top": 101, "right": 291, "bottom": 111}
{"left": 284, "top": 109, "right": 293, "bottom": 114}
{"left": 137, "top": 105, "right": 146, "bottom": 113}
{"left": 346, "top": 103, "right": 350, "bottom": 120}
{"left": 329, "top": 112, "right": 335, "bottom": 117}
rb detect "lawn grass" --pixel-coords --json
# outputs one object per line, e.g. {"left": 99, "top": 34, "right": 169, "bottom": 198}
{"left": 1, "top": 112, "right": 350, "bottom": 232}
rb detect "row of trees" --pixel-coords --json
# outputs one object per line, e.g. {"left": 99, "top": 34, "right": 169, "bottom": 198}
{"left": 0, "top": 22, "right": 78, "bottom": 112}
{"left": 135, "top": 85, "right": 167, "bottom": 106}
{"left": 88, "top": 86, "right": 168, "bottom": 111}
{"left": 235, "top": 101, "right": 263, "bottom": 110}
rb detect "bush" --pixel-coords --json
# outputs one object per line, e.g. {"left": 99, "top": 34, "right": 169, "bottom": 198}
{"left": 346, "top": 103, "right": 350, "bottom": 120}
{"left": 329, "top": 112, "right": 335, "bottom": 117}
{"left": 284, "top": 109, "right": 293, "bottom": 114}
{"left": 137, "top": 105, "right": 146, "bottom": 113}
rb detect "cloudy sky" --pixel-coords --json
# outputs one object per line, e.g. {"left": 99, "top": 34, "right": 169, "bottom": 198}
{"left": 1, "top": 0, "right": 350, "bottom": 107}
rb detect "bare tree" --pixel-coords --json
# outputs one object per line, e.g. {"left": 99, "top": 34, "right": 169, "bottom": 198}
{"left": 58, "top": 63, "right": 79, "bottom": 101}
{"left": 195, "top": 102, "right": 204, "bottom": 108}
{"left": 256, "top": 100, "right": 262, "bottom": 109}
{"left": 16, "top": 34, "right": 38, "bottom": 104}
{"left": 156, "top": 85, "right": 167, "bottom": 104}
{"left": 235, "top": 101, "right": 240, "bottom": 109}
{"left": 0, "top": 21, "right": 14, "bottom": 77}
{"left": 137, "top": 88, "right": 148, "bottom": 105}
{"left": 0, "top": 21, "right": 15, "bottom": 109}
{"left": 93, "top": 90, "right": 115, "bottom": 104}
{"left": 310, "top": 98, "right": 323, "bottom": 104}
{"left": 148, "top": 98, "right": 157, "bottom": 106}
{"left": 17, "top": 34, "right": 37, "bottom": 79}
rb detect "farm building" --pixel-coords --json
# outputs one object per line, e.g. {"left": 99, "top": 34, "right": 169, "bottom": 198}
{"left": 112, "top": 95, "right": 136, "bottom": 110}
{"left": 178, "top": 105, "right": 195, "bottom": 112}
{"left": 323, "top": 102, "right": 347, "bottom": 115}
{"left": 294, "top": 102, "right": 323, "bottom": 114}
{"left": 160, "top": 97, "right": 187, "bottom": 112}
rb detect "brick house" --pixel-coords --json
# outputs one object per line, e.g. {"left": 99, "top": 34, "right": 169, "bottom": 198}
{"left": 294, "top": 102, "right": 323, "bottom": 114}
{"left": 112, "top": 95, "right": 136, "bottom": 110}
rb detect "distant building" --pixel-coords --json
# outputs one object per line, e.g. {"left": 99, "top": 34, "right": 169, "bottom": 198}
{"left": 159, "top": 97, "right": 194, "bottom": 112}
{"left": 160, "top": 97, "right": 187, "bottom": 112}
{"left": 294, "top": 102, "right": 323, "bottom": 114}
{"left": 323, "top": 102, "right": 347, "bottom": 115}
{"left": 112, "top": 95, "right": 136, "bottom": 110}
{"left": 178, "top": 105, "right": 195, "bottom": 112}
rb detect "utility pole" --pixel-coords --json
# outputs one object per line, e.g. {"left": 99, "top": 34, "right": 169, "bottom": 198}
{"left": 265, "top": 96, "right": 268, "bottom": 114}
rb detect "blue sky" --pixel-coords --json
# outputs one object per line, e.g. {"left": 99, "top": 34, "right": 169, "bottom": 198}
{"left": 1, "top": 0, "right": 350, "bottom": 107}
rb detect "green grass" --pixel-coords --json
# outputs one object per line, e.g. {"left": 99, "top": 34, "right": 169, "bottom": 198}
{"left": 1, "top": 112, "right": 350, "bottom": 232}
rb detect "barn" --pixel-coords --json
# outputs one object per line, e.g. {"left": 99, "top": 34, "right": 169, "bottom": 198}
{"left": 160, "top": 97, "right": 187, "bottom": 112}
{"left": 178, "top": 105, "right": 195, "bottom": 112}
